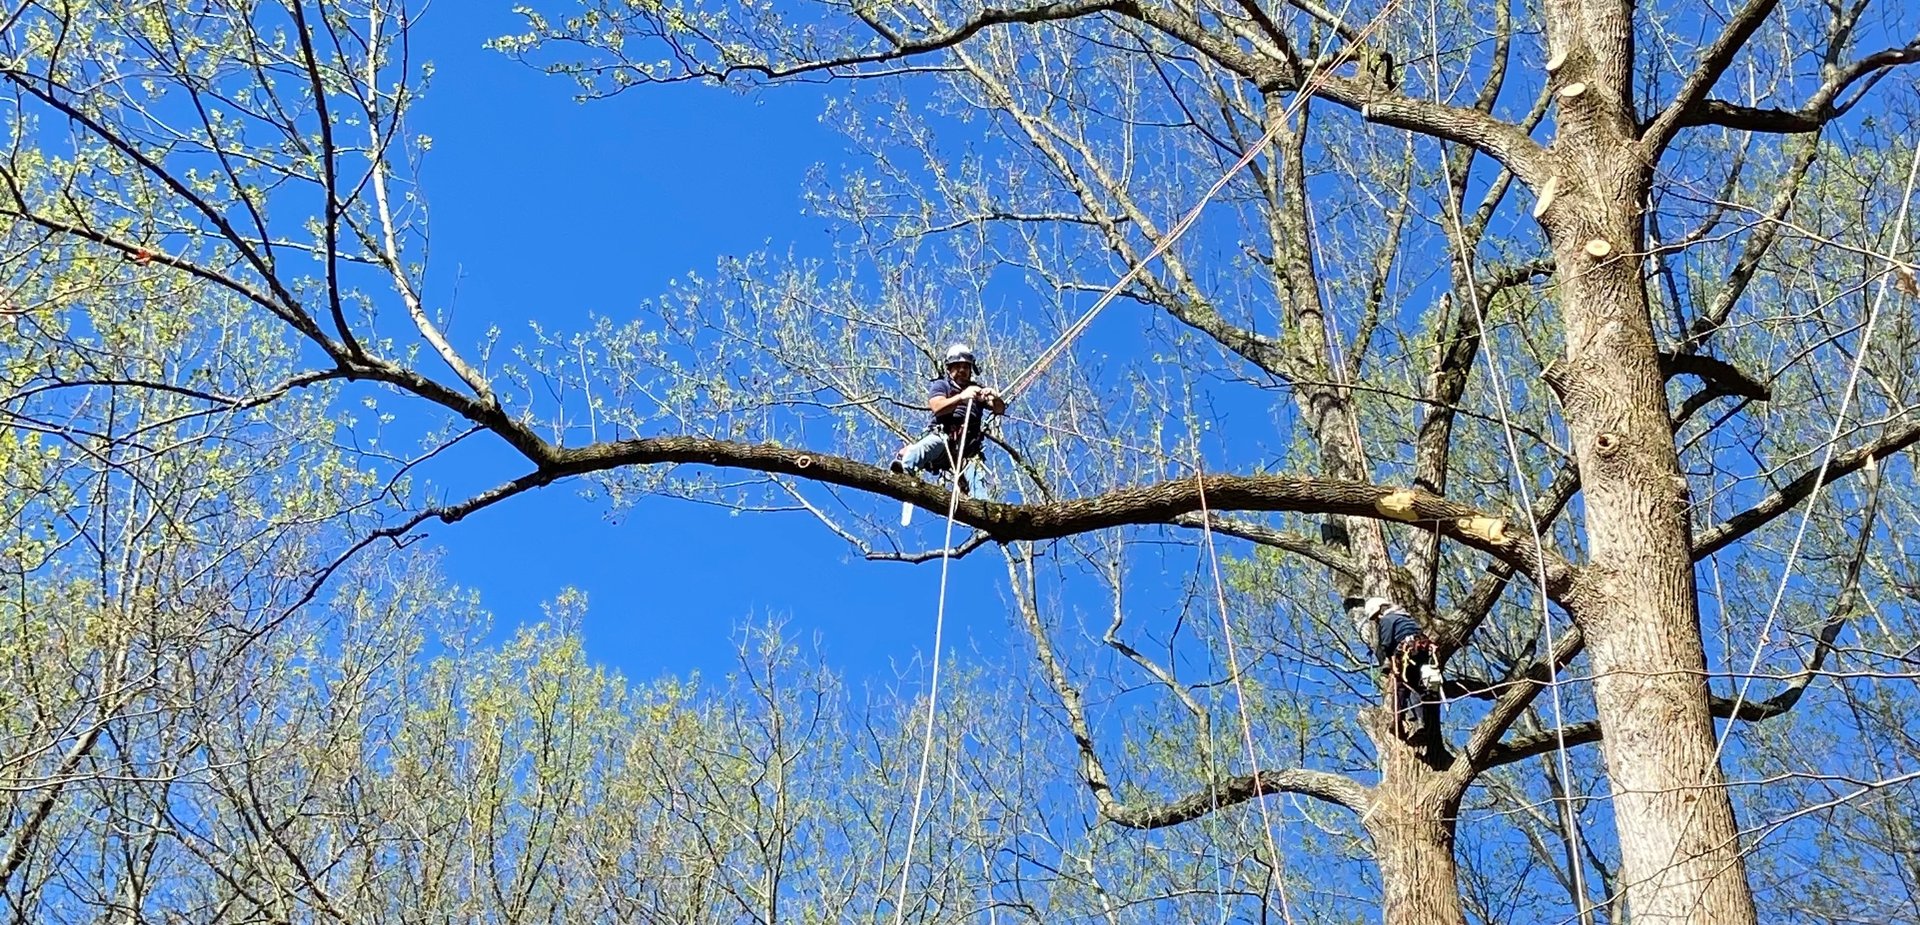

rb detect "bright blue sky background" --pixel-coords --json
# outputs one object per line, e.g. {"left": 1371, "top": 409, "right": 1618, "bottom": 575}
{"left": 399, "top": 5, "right": 1017, "bottom": 684}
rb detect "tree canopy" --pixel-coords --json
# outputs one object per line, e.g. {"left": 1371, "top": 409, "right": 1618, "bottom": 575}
{"left": 0, "top": 0, "right": 1917, "bottom": 922}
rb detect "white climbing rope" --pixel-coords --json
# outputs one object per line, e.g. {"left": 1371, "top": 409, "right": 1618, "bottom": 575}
{"left": 998, "top": 0, "right": 1403, "bottom": 407}
{"left": 884, "top": 5, "right": 1412, "bottom": 915}
{"left": 891, "top": 397, "right": 976, "bottom": 925}
{"left": 1712, "top": 136, "right": 1919, "bottom": 758}
{"left": 1437, "top": 175, "right": 1590, "bottom": 913}
{"left": 1195, "top": 454, "right": 1299, "bottom": 925}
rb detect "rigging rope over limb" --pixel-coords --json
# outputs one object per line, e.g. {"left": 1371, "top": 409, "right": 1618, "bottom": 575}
{"left": 999, "top": 0, "right": 1403, "bottom": 405}
{"left": 887, "top": 4, "right": 1407, "bottom": 914}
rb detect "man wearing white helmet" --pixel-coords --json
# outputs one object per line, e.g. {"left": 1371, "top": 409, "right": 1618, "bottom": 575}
{"left": 889, "top": 342, "right": 1006, "bottom": 494}
{"left": 1345, "top": 596, "right": 1445, "bottom": 750}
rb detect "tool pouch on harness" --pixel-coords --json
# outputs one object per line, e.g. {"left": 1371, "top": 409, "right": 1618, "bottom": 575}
{"left": 1386, "top": 636, "right": 1441, "bottom": 746}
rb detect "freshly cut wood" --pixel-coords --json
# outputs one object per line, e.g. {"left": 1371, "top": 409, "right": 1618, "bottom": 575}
{"left": 1533, "top": 175, "right": 1560, "bottom": 217}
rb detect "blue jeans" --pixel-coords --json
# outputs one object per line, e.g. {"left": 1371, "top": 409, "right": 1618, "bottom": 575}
{"left": 899, "top": 432, "right": 958, "bottom": 473}
{"left": 898, "top": 433, "right": 990, "bottom": 477}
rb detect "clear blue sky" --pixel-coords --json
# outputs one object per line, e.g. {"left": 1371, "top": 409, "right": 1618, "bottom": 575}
{"left": 398, "top": 6, "right": 1019, "bottom": 684}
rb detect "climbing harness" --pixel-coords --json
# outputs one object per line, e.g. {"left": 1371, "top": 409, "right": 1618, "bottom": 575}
{"left": 1384, "top": 635, "right": 1442, "bottom": 747}
{"left": 898, "top": 393, "right": 995, "bottom": 526}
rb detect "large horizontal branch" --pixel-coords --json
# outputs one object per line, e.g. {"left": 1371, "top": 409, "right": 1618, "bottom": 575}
{"left": 529, "top": 437, "right": 1576, "bottom": 591}
{"left": 1485, "top": 687, "right": 1826, "bottom": 767}
{"left": 700, "top": 0, "right": 1545, "bottom": 175}
{"left": 712, "top": 0, "right": 1140, "bottom": 81}
{"left": 1103, "top": 768, "right": 1371, "bottom": 828}
{"left": 1693, "top": 414, "right": 1920, "bottom": 559}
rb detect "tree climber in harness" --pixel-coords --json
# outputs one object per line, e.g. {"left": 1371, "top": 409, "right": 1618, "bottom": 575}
{"left": 1346, "top": 596, "right": 1447, "bottom": 757}
{"left": 890, "top": 342, "right": 1005, "bottom": 496}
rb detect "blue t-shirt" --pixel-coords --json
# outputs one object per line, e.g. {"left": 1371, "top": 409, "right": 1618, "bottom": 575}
{"left": 1376, "top": 612, "right": 1422, "bottom": 664}
{"left": 929, "top": 377, "right": 991, "bottom": 435}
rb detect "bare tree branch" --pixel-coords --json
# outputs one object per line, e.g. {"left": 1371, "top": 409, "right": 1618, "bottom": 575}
{"left": 1103, "top": 767, "right": 1372, "bottom": 827}
{"left": 1170, "top": 512, "right": 1359, "bottom": 577}
{"left": 515, "top": 436, "right": 1579, "bottom": 592}
{"left": 1456, "top": 626, "right": 1585, "bottom": 775}
{"left": 1007, "top": 545, "right": 1371, "bottom": 835}
{"left": 1693, "top": 414, "right": 1920, "bottom": 559}
{"left": 1658, "top": 43, "right": 1920, "bottom": 138}
{"left": 1639, "top": 0, "right": 1781, "bottom": 154}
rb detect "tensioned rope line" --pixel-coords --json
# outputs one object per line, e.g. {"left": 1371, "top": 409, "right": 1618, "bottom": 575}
{"left": 890, "top": 396, "right": 977, "bottom": 925}
{"left": 888, "top": 4, "right": 1407, "bottom": 915}
{"left": 1712, "top": 137, "right": 1919, "bottom": 757}
{"left": 1195, "top": 452, "right": 1298, "bottom": 925}
{"left": 1435, "top": 144, "right": 1590, "bottom": 915}
{"left": 1000, "top": 0, "right": 1403, "bottom": 405}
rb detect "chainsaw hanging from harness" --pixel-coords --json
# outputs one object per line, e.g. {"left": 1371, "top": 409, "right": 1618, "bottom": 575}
{"left": 1346, "top": 596, "right": 1446, "bottom": 754}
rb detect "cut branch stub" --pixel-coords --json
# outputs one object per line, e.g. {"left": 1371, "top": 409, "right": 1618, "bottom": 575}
{"left": 1455, "top": 516, "right": 1509, "bottom": 544}
{"left": 1375, "top": 489, "right": 1420, "bottom": 521}
{"left": 1532, "top": 175, "right": 1561, "bottom": 218}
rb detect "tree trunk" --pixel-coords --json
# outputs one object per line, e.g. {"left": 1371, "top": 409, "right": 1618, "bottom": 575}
{"left": 1367, "top": 727, "right": 1469, "bottom": 925}
{"left": 1531, "top": 2, "right": 1760, "bottom": 918}
{"left": 1538, "top": 169, "right": 1759, "bottom": 925}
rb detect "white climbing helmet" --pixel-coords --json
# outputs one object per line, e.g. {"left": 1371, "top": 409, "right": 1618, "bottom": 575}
{"left": 1345, "top": 596, "right": 1400, "bottom": 651}
{"left": 943, "top": 342, "right": 977, "bottom": 368}
{"left": 1344, "top": 596, "right": 1400, "bottom": 621}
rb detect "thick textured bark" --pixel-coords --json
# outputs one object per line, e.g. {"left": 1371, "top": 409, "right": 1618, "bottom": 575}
{"left": 1534, "top": 23, "right": 1759, "bottom": 913}
{"left": 1373, "top": 813, "right": 1468, "bottom": 925}
{"left": 1367, "top": 729, "right": 1469, "bottom": 925}
{"left": 1551, "top": 231, "right": 1755, "bottom": 924}
{"left": 1269, "top": 96, "right": 1467, "bottom": 925}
